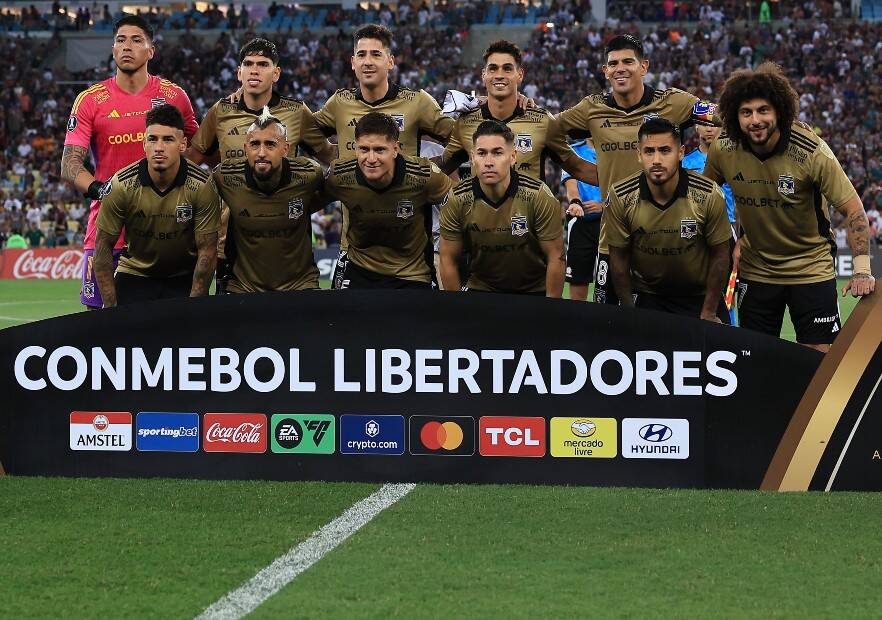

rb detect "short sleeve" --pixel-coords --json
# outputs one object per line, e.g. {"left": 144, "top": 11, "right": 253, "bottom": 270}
{"left": 311, "top": 94, "right": 338, "bottom": 136}
{"left": 64, "top": 89, "right": 96, "bottom": 149}
{"left": 174, "top": 89, "right": 199, "bottom": 141}
{"left": 194, "top": 177, "right": 221, "bottom": 235}
{"left": 439, "top": 191, "right": 463, "bottom": 241}
{"left": 543, "top": 115, "right": 574, "bottom": 165}
{"left": 704, "top": 185, "right": 733, "bottom": 247}
{"left": 554, "top": 99, "right": 591, "bottom": 140}
{"left": 427, "top": 164, "right": 454, "bottom": 202}
{"left": 298, "top": 101, "right": 330, "bottom": 153}
{"left": 95, "top": 175, "right": 127, "bottom": 237}
{"left": 533, "top": 187, "right": 563, "bottom": 241}
{"left": 814, "top": 138, "right": 859, "bottom": 209}
{"left": 190, "top": 104, "right": 219, "bottom": 155}
{"left": 419, "top": 90, "right": 455, "bottom": 142}
{"left": 603, "top": 189, "right": 631, "bottom": 248}
{"left": 702, "top": 139, "right": 725, "bottom": 185}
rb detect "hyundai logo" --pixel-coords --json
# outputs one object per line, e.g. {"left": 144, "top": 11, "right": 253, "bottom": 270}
{"left": 639, "top": 424, "right": 673, "bottom": 442}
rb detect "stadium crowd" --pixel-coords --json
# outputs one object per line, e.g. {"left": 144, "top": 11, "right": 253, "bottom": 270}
{"left": 2, "top": 10, "right": 882, "bottom": 248}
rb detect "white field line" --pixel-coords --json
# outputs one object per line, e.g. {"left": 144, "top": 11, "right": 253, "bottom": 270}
{"left": 0, "top": 315, "right": 29, "bottom": 322}
{"left": 0, "top": 301, "right": 74, "bottom": 306}
{"left": 195, "top": 482, "right": 416, "bottom": 620}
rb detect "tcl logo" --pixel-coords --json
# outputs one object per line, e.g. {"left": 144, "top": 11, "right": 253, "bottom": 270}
{"left": 479, "top": 417, "right": 546, "bottom": 457}
{"left": 203, "top": 413, "right": 267, "bottom": 453}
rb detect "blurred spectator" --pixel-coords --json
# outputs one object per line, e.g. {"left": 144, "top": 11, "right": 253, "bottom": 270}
{"left": 24, "top": 221, "right": 44, "bottom": 247}
{"left": 5, "top": 228, "right": 27, "bottom": 249}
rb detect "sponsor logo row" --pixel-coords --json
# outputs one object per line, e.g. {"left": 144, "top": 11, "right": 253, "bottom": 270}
{"left": 70, "top": 413, "right": 689, "bottom": 460}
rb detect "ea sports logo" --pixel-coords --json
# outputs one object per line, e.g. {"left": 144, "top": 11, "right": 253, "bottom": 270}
{"left": 420, "top": 421, "right": 464, "bottom": 451}
{"left": 275, "top": 418, "right": 304, "bottom": 449}
{"left": 92, "top": 414, "right": 109, "bottom": 432}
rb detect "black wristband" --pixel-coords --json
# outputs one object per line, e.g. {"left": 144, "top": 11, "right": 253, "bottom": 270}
{"left": 569, "top": 198, "right": 583, "bottom": 207}
{"left": 85, "top": 180, "right": 104, "bottom": 201}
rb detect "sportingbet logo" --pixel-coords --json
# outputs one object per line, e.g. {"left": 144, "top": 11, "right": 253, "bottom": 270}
{"left": 622, "top": 418, "right": 689, "bottom": 460}
{"left": 550, "top": 417, "right": 617, "bottom": 458}
{"left": 271, "top": 414, "right": 335, "bottom": 454}
{"left": 69, "top": 411, "right": 132, "bottom": 451}
{"left": 203, "top": 413, "right": 267, "bottom": 453}
{"left": 339, "top": 415, "right": 405, "bottom": 455}
{"left": 479, "top": 416, "right": 545, "bottom": 457}
{"left": 135, "top": 412, "right": 199, "bottom": 452}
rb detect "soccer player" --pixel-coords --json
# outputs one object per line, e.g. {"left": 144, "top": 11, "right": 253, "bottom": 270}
{"left": 324, "top": 112, "right": 453, "bottom": 289}
{"left": 439, "top": 40, "right": 597, "bottom": 186}
{"left": 212, "top": 109, "right": 324, "bottom": 292}
{"left": 93, "top": 105, "right": 220, "bottom": 307}
{"left": 561, "top": 139, "right": 603, "bottom": 301}
{"left": 189, "top": 38, "right": 335, "bottom": 293}
{"left": 439, "top": 120, "right": 565, "bottom": 297}
{"left": 305, "top": 24, "right": 455, "bottom": 288}
{"left": 605, "top": 118, "right": 731, "bottom": 321}
{"left": 682, "top": 120, "right": 736, "bottom": 224}
{"left": 552, "top": 34, "right": 715, "bottom": 304}
{"left": 61, "top": 14, "right": 198, "bottom": 309}
{"left": 703, "top": 62, "right": 875, "bottom": 351}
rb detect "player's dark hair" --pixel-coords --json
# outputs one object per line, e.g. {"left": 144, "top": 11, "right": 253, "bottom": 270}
{"left": 354, "top": 24, "right": 393, "bottom": 51}
{"left": 114, "top": 14, "right": 154, "bottom": 40}
{"left": 483, "top": 40, "right": 523, "bottom": 66}
{"left": 145, "top": 104, "right": 185, "bottom": 131}
{"left": 717, "top": 62, "right": 799, "bottom": 149}
{"left": 355, "top": 112, "right": 400, "bottom": 142}
{"left": 638, "top": 117, "right": 681, "bottom": 144}
{"left": 605, "top": 33, "right": 644, "bottom": 60}
{"left": 472, "top": 120, "right": 515, "bottom": 145}
{"left": 239, "top": 38, "right": 280, "bottom": 65}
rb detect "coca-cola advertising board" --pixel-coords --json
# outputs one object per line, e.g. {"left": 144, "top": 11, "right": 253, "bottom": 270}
{"left": 0, "top": 248, "right": 84, "bottom": 280}
{"left": 202, "top": 413, "right": 268, "bottom": 453}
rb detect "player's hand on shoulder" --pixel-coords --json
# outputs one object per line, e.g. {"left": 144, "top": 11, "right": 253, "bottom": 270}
{"left": 226, "top": 87, "right": 243, "bottom": 104}
{"left": 516, "top": 93, "right": 536, "bottom": 109}
{"left": 842, "top": 274, "right": 876, "bottom": 298}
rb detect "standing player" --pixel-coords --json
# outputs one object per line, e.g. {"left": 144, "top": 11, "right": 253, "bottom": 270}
{"left": 324, "top": 113, "right": 453, "bottom": 289}
{"left": 552, "top": 34, "right": 715, "bottom": 304}
{"left": 93, "top": 105, "right": 220, "bottom": 307}
{"left": 439, "top": 121, "right": 565, "bottom": 297}
{"left": 704, "top": 63, "right": 874, "bottom": 351}
{"left": 561, "top": 139, "right": 603, "bottom": 301}
{"left": 605, "top": 118, "right": 731, "bottom": 321}
{"left": 61, "top": 15, "right": 199, "bottom": 309}
{"left": 188, "top": 38, "right": 335, "bottom": 293}
{"left": 305, "top": 24, "right": 455, "bottom": 288}
{"left": 213, "top": 109, "right": 324, "bottom": 293}
{"left": 439, "top": 40, "right": 597, "bottom": 186}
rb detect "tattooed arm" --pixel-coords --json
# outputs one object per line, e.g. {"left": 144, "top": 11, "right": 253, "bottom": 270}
{"left": 61, "top": 145, "right": 104, "bottom": 199}
{"left": 94, "top": 230, "right": 118, "bottom": 308}
{"left": 836, "top": 195, "right": 876, "bottom": 298}
{"left": 191, "top": 232, "right": 218, "bottom": 297}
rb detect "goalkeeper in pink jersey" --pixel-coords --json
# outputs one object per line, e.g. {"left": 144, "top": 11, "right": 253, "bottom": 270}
{"left": 61, "top": 15, "right": 198, "bottom": 309}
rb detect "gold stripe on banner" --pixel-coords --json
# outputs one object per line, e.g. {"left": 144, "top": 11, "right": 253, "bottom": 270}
{"left": 762, "top": 287, "right": 882, "bottom": 491}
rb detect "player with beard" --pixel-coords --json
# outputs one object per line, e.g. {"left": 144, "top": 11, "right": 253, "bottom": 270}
{"left": 439, "top": 120, "right": 565, "bottom": 297}
{"left": 605, "top": 118, "right": 731, "bottom": 321}
{"left": 93, "top": 105, "right": 220, "bottom": 307}
{"left": 212, "top": 109, "right": 324, "bottom": 292}
{"left": 703, "top": 62, "right": 874, "bottom": 351}
{"left": 550, "top": 34, "right": 717, "bottom": 305}
{"left": 62, "top": 14, "right": 198, "bottom": 309}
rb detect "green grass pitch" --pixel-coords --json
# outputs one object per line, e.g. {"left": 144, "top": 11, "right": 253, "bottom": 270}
{"left": 0, "top": 279, "right": 873, "bottom": 617}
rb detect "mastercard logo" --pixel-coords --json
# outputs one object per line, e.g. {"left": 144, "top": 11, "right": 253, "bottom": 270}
{"left": 420, "top": 421, "right": 464, "bottom": 451}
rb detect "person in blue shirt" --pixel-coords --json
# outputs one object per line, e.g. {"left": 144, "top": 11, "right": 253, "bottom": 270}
{"left": 562, "top": 139, "right": 603, "bottom": 301}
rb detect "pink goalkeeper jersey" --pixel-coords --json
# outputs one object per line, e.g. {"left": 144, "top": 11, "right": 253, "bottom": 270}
{"left": 64, "top": 75, "right": 199, "bottom": 249}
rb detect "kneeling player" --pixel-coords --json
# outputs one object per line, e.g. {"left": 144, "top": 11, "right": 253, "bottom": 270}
{"left": 324, "top": 112, "right": 453, "bottom": 289}
{"left": 605, "top": 118, "right": 730, "bottom": 321}
{"left": 213, "top": 108, "right": 323, "bottom": 292}
{"left": 94, "top": 105, "right": 220, "bottom": 307}
{"left": 439, "top": 120, "right": 565, "bottom": 297}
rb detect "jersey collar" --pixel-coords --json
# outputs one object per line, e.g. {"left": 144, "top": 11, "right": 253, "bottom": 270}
{"left": 245, "top": 158, "right": 293, "bottom": 194}
{"left": 639, "top": 166, "right": 689, "bottom": 210}
{"left": 138, "top": 158, "right": 189, "bottom": 197}
{"left": 747, "top": 125, "right": 791, "bottom": 162}
{"left": 238, "top": 91, "right": 281, "bottom": 114}
{"left": 605, "top": 84, "right": 655, "bottom": 113}
{"left": 480, "top": 102, "right": 525, "bottom": 124}
{"left": 354, "top": 82, "right": 401, "bottom": 106}
{"left": 355, "top": 154, "right": 406, "bottom": 192}
{"left": 473, "top": 169, "right": 520, "bottom": 209}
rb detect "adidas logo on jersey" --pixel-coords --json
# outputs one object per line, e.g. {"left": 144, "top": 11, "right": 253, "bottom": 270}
{"left": 107, "top": 109, "right": 121, "bottom": 118}
{"left": 601, "top": 119, "right": 612, "bottom": 128}
{"left": 733, "top": 172, "right": 745, "bottom": 181}
{"left": 134, "top": 210, "right": 146, "bottom": 218}
{"left": 347, "top": 118, "right": 359, "bottom": 127}
{"left": 228, "top": 127, "right": 240, "bottom": 135}
{"left": 239, "top": 209, "right": 251, "bottom": 217}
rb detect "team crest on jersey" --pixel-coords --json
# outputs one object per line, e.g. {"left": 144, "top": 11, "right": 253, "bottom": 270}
{"left": 396, "top": 200, "right": 414, "bottom": 219}
{"left": 643, "top": 113, "right": 660, "bottom": 123}
{"left": 390, "top": 114, "right": 405, "bottom": 131}
{"left": 176, "top": 205, "right": 193, "bottom": 223}
{"left": 680, "top": 219, "right": 698, "bottom": 239}
{"left": 67, "top": 116, "right": 78, "bottom": 132}
{"left": 82, "top": 281, "right": 95, "bottom": 299}
{"left": 151, "top": 97, "right": 167, "bottom": 109}
{"left": 288, "top": 198, "right": 304, "bottom": 220}
{"left": 511, "top": 214, "right": 529, "bottom": 236}
{"left": 777, "top": 174, "right": 795, "bottom": 195}
{"left": 515, "top": 134, "right": 533, "bottom": 153}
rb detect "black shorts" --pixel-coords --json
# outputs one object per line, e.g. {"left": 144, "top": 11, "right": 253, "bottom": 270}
{"left": 339, "top": 260, "right": 431, "bottom": 290}
{"left": 592, "top": 252, "right": 621, "bottom": 305}
{"left": 566, "top": 217, "right": 600, "bottom": 285}
{"left": 635, "top": 291, "right": 731, "bottom": 324}
{"left": 115, "top": 272, "right": 192, "bottom": 306}
{"left": 737, "top": 278, "right": 841, "bottom": 344}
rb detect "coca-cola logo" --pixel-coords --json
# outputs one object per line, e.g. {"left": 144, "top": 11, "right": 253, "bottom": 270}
{"left": 5, "top": 249, "right": 84, "bottom": 280}
{"left": 202, "top": 414, "right": 268, "bottom": 453}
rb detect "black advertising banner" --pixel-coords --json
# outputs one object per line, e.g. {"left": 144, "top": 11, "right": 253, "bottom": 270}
{"left": 0, "top": 289, "right": 848, "bottom": 489}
